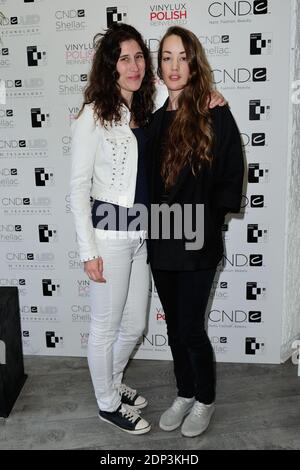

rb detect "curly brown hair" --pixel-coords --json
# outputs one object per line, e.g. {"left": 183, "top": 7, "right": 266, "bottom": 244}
{"left": 158, "top": 26, "right": 214, "bottom": 189}
{"left": 80, "top": 23, "right": 155, "bottom": 127}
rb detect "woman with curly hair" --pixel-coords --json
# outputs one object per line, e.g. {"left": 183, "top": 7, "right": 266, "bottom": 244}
{"left": 148, "top": 27, "right": 244, "bottom": 437}
{"left": 70, "top": 22, "right": 225, "bottom": 435}
{"left": 70, "top": 23, "right": 154, "bottom": 435}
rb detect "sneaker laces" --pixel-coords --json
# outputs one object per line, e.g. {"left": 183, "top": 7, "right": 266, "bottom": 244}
{"left": 125, "top": 404, "right": 141, "bottom": 414}
{"left": 119, "top": 404, "right": 139, "bottom": 423}
{"left": 118, "top": 383, "right": 136, "bottom": 400}
{"left": 192, "top": 402, "right": 212, "bottom": 417}
{"left": 171, "top": 397, "right": 193, "bottom": 411}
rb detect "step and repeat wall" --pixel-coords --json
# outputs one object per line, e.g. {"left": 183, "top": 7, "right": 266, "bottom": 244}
{"left": 0, "top": 0, "right": 291, "bottom": 362}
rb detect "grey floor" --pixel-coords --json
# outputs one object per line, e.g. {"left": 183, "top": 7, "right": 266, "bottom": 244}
{"left": 0, "top": 356, "right": 300, "bottom": 450}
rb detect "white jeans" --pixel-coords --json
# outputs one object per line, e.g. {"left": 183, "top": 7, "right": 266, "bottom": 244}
{"left": 88, "top": 229, "right": 150, "bottom": 412}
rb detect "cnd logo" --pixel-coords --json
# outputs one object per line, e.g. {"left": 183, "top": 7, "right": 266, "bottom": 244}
{"left": 208, "top": 0, "right": 268, "bottom": 17}
{"left": 106, "top": 6, "right": 127, "bottom": 27}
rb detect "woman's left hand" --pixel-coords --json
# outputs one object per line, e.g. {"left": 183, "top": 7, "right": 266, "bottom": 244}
{"left": 209, "top": 90, "right": 227, "bottom": 108}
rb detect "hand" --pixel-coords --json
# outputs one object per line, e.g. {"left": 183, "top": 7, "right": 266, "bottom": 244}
{"left": 209, "top": 90, "right": 227, "bottom": 109}
{"left": 84, "top": 257, "right": 106, "bottom": 283}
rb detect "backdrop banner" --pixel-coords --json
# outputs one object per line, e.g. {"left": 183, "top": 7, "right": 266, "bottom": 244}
{"left": 0, "top": 0, "right": 291, "bottom": 363}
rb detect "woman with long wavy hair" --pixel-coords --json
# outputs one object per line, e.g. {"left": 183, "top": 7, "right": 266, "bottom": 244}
{"left": 148, "top": 26, "right": 244, "bottom": 437}
{"left": 70, "top": 23, "right": 155, "bottom": 435}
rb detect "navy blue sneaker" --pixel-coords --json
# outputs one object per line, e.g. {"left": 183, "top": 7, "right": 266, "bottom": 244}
{"left": 99, "top": 404, "right": 151, "bottom": 435}
{"left": 116, "top": 383, "right": 148, "bottom": 410}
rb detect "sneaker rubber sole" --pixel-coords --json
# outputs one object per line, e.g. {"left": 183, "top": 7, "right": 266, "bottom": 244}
{"left": 99, "top": 414, "right": 151, "bottom": 435}
{"left": 159, "top": 409, "right": 191, "bottom": 432}
{"left": 181, "top": 409, "right": 215, "bottom": 437}
{"left": 123, "top": 398, "right": 148, "bottom": 410}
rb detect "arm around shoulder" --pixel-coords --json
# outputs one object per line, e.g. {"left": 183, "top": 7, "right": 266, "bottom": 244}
{"left": 214, "top": 105, "right": 245, "bottom": 214}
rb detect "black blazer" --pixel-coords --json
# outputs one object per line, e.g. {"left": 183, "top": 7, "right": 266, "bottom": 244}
{"left": 146, "top": 100, "right": 245, "bottom": 271}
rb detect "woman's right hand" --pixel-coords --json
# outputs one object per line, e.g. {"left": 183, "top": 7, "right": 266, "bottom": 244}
{"left": 84, "top": 257, "right": 106, "bottom": 283}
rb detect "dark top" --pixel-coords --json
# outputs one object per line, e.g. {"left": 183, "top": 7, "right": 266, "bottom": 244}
{"left": 92, "top": 127, "right": 148, "bottom": 231}
{"left": 156, "top": 110, "right": 176, "bottom": 204}
{"left": 146, "top": 100, "right": 245, "bottom": 271}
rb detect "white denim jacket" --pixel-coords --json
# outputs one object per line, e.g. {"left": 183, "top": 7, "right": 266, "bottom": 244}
{"left": 70, "top": 103, "right": 138, "bottom": 262}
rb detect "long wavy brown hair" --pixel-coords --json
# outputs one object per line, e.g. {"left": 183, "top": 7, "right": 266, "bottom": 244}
{"left": 157, "top": 26, "right": 214, "bottom": 189}
{"left": 79, "top": 23, "right": 155, "bottom": 127}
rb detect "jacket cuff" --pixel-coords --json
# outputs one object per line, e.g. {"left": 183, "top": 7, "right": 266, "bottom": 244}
{"left": 215, "top": 190, "right": 242, "bottom": 214}
{"left": 80, "top": 253, "right": 100, "bottom": 263}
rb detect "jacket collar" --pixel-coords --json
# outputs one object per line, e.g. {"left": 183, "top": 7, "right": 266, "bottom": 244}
{"left": 120, "top": 103, "right": 131, "bottom": 124}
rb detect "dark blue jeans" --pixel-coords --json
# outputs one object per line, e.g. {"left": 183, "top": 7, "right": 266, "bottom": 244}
{"left": 152, "top": 268, "right": 216, "bottom": 405}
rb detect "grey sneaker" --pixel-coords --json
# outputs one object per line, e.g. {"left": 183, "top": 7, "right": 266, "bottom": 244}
{"left": 181, "top": 401, "right": 215, "bottom": 437}
{"left": 159, "top": 397, "right": 195, "bottom": 431}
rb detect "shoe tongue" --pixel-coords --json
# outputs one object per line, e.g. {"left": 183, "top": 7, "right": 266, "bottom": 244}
{"left": 121, "top": 404, "right": 134, "bottom": 415}
{"left": 194, "top": 403, "right": 206, "bottom": 413}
